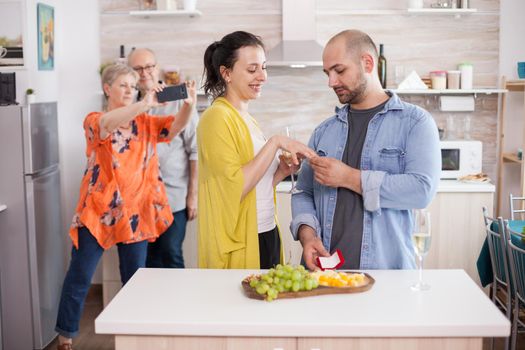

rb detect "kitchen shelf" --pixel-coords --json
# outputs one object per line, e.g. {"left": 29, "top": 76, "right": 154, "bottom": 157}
{"left": 0, "top": 66, "right": 25, "bottom": 71}
{"left": 503, "top": 153, "right": 522, "bottom": 164}
{"left": 407, "top": 8, "right": 477, "bottom": 14}
{"left": 129, "top": 9, "right": 202, "bottom": 17}
{"left": 391, "top": 88, "right": 506, "bottom": 95}
{"left": 506, "top": 80, "right": 525, "bottom": 92}
{"left": 0, "top": 204, "right": 6, "bottom": 213}
{"left": 317, "top": 8, "right": 492, "bottom": 16}
{"left": 497, "top": 78, "right": 525, "bottom": 215}
{"left": 318, "top": 10, "right": 406, "bottom": 15}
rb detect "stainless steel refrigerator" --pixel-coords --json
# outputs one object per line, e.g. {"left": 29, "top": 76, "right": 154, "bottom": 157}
{"left": 0, "top": 102, "right": 66, "bottom": 350}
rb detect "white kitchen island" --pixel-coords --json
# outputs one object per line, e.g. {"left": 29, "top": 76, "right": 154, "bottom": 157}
{"left": 95, "top": 268, "right": 509, "bottom": 350}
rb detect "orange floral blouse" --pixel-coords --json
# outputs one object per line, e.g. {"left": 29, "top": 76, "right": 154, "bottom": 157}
{"left": 69, "top": 112, "right": 175, "bottom": 250}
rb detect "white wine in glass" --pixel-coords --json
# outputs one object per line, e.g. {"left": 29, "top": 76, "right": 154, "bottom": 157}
{"left": 411, "top": 209, "right": 431, "bottom": 291}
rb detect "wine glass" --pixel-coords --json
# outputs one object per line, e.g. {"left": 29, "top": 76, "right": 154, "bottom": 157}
{"left": 411, "top": 209, "right": 431, "bottom": 291}
{"left": 283, "top": 126, "right": 302, "bottom": 194}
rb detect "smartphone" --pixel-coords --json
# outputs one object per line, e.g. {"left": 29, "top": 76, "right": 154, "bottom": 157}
{"left": 156, "top": 83, "right": 188, "bottom": 103}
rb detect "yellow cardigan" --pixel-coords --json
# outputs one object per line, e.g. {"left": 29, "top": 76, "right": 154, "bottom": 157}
{"left": 197, "top": 97, "right": 283, "bottom": 269}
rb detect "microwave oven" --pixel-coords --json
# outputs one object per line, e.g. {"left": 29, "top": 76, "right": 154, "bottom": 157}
{"left": 440, "top": 140, "right": 482, "bottom": 179}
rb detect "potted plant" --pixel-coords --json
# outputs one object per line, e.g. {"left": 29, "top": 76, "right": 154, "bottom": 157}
{"left": 26, "top": 88, "right": 36, "bottom": 104}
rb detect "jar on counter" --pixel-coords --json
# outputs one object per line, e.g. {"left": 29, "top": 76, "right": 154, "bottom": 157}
{"left": 430, "top": 71, "right": 447, "bottom": 90}
{"left": 139, "top": 0, "right": 156, "bottom": 10}
{"left": 447, "top": 70, "right": 461, "bottom": 89}
{"left": 459, "top": 63, "right": 473, "bottom": 90}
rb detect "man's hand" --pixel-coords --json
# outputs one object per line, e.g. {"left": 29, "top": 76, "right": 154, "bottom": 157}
{"left": 309, "top": 156, "right": 361, "bottom": 194}
{"left": 298, "top": 225, "right": 330, "bottom": 271}
{"left": 186, "top": 192, "right": 197, "bottom": 221}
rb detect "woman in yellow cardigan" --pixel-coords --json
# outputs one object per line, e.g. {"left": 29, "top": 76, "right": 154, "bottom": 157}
{"left": 198, "top": 31, "right": 316, "bottom": 269}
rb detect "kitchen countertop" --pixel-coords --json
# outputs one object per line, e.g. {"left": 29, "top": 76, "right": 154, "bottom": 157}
{"left": 276, "top": 179, "right": 495, "bottom": 193}
{"left": 95, "top": 268, "right": 509, "bottom": 338}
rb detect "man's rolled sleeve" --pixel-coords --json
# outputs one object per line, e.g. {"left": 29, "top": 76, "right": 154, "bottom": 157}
{"left": 361, "top": 169, "right": 386, "bottom": 212}
{"left": 290, "top": 213, "right": 321, "bottom": 241}
{"left": 185, "top": 110, "right": 199, "bottom": 161}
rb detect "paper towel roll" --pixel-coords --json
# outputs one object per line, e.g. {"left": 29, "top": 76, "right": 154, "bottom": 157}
{"left": 439, "top": 96, "right": 475, "bottom": 112}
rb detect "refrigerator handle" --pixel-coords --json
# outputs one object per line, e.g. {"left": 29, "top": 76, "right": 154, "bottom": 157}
{"left": 23, "top": 172, "right": 41, "bottom": 346}
{"left": 21, "top": 106, "right": 33, "bottom": 174}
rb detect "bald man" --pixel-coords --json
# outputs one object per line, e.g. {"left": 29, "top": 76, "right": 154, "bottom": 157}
{"left": 128, "top": 48, "right": 198, "bottom": 268}
{"left": 291, "top": 30, "right": 440, "bottom": 270}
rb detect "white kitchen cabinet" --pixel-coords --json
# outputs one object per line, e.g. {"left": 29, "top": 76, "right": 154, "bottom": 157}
{"left": 425, "top": 190, "right": 493, "bottom": 285}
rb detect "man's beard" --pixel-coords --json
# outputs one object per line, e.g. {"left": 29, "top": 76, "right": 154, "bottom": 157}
{"left": 335, "top": 73, "right": 367, "bottom": 105}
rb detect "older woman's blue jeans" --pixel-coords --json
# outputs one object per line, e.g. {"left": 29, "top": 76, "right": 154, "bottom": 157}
{"left": 55, "top": 226, "right": 147, "bottom": 338}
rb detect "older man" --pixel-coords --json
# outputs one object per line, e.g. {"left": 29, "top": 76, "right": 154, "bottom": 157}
{"left": 128, "top": 48, "right": 198, "bottom": 268}
{"left": 291, "top": 30, "right": 440, "bottom": 270}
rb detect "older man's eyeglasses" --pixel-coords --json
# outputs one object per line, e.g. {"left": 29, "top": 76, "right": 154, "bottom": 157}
{"left": 132, "top": 64, "right": 156, "bottom": 74}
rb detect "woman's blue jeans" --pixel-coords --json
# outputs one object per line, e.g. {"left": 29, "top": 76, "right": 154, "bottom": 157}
{"left": 55, "top": 226, "right": 147, "bottom": 338}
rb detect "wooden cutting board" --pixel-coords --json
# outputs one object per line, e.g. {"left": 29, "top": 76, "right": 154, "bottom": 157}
{"left": 241, "top": 272, "right": 375, "bottom": 300}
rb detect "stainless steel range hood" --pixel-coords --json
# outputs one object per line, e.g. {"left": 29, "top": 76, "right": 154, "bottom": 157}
{"left": 266, "top": 0, "right": 323, "bottom": 67}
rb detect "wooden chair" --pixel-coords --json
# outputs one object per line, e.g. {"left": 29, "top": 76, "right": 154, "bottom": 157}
{"left": 483, "top": 207, "right": 511, "bottom": 349}
{"left": 505, "top": 224, "right": 525, "bottom": 350}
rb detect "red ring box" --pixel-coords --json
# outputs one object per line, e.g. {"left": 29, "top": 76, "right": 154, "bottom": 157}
{"left": 316, "top": 249, "right": 345, "bottom": 271}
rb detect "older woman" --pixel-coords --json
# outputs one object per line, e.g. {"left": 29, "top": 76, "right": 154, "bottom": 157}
{"left": 55, "top": 64, "right": 196, "bottom": 350}
{"left": 198, "top": 31, "right": 316, "bottom": 269}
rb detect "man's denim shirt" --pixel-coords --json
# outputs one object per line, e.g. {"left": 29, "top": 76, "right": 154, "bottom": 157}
{"left": 291, "top": 92, "right": 441, "bottom": 269}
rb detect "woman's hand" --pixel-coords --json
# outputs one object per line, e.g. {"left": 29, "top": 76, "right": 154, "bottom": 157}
{"left": 183, "top": 80, "right": 197, "bottom": 107}
{"left": 273, "top": 136, "right": 316, "bottom": 165}
{"left": 279, "top": 154, "right": 300, "bottom": 176}
{"left": 273, "top": 154, "right": 301, "bottom": 187}
{"left": 142, "top": 83, "right": 167, "bottom": 111}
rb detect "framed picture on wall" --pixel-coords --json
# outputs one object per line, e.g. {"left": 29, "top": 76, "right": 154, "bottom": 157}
{"left": 37, "top": 3, "right": 54, "bottom": 70}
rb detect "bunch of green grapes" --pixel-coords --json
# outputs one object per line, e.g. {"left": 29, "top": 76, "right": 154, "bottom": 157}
{"left": 249, "top": 264, "right": 319, "bottom": 301}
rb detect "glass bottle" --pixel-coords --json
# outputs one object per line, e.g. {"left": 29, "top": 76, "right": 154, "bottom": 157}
{"left": 115, "top": 45, "right": 126, "bottom": 65}
{"left": 378, "top": 44, "right": 387, "bottom": 89}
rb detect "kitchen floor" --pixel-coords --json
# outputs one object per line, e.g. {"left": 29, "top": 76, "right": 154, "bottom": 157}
{"left": 44, "top": 285, "right": 114, "bottom": 350}
{"left": 43, "top": 284, "right": 520, "bottom": 350}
